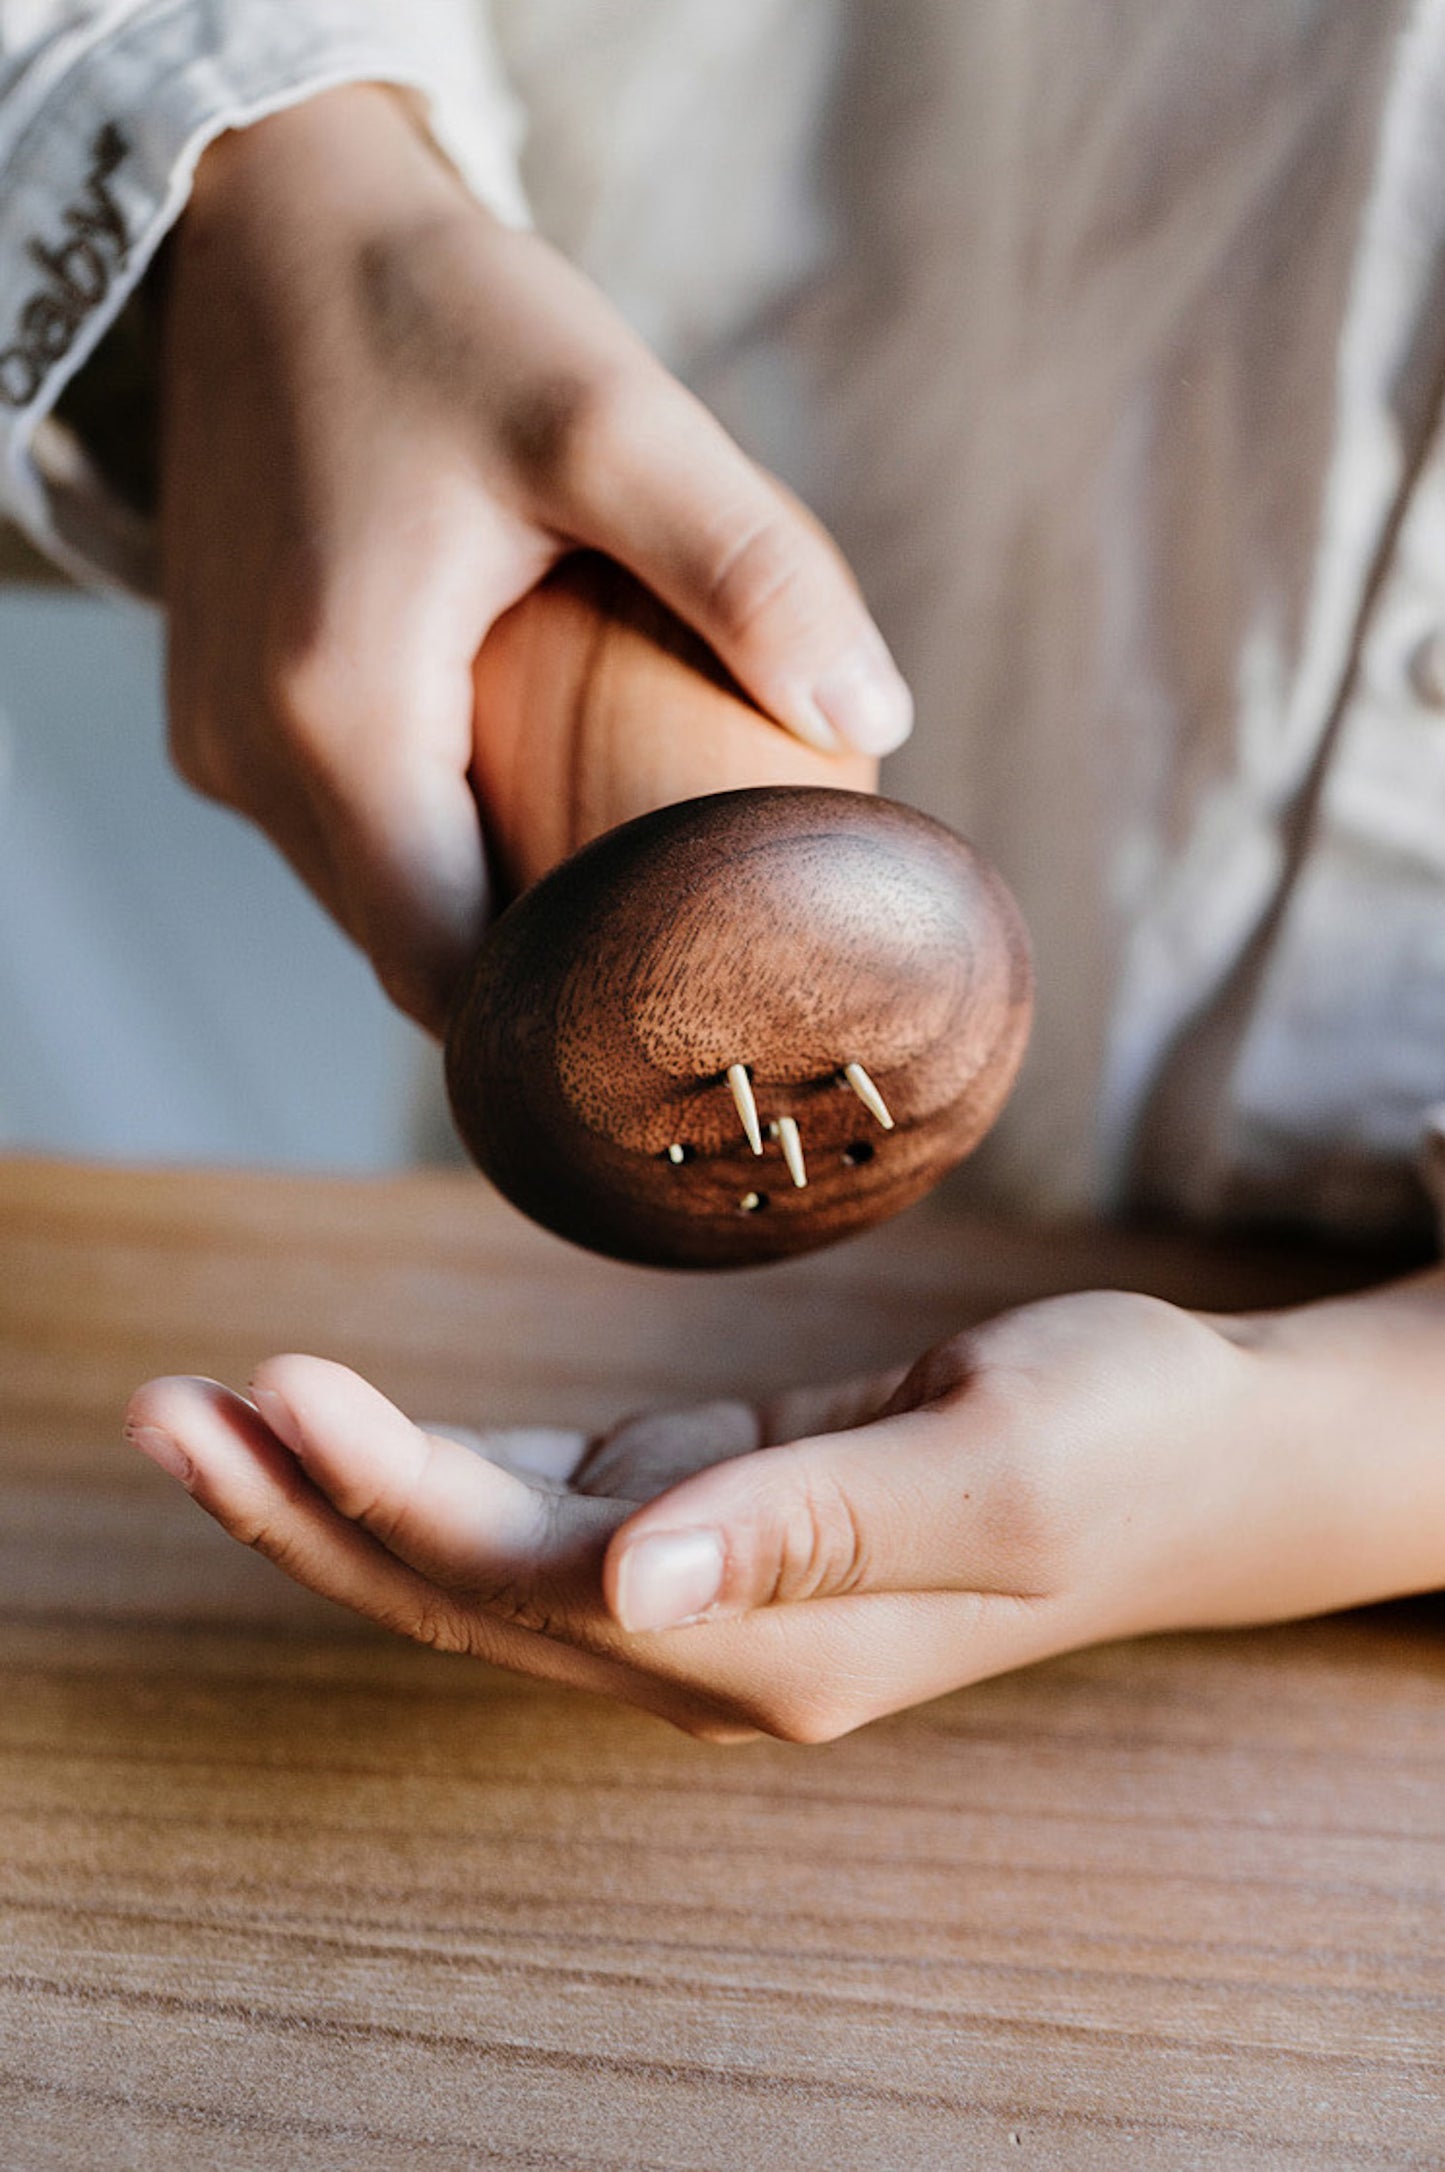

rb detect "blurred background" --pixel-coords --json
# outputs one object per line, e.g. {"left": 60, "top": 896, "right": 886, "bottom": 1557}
{"left": 0, "top": 552, "right": 435, "bottom": 1171}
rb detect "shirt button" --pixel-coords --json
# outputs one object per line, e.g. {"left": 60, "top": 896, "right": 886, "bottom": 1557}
{"left": 1410, "top": 629, "right": 1445, "bottom": 708}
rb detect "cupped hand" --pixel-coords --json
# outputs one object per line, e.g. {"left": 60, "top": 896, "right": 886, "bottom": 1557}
{"left": 160, "top": 83, "right": 911, "bottom": 1032}
{"left": 125, "top": 1286, "right": 1362, "bottom": 1743}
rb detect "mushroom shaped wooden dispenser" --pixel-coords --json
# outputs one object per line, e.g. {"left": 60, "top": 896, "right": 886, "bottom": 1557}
{"left": 446, "top": 556, "right": 1032, "bottom": 1269}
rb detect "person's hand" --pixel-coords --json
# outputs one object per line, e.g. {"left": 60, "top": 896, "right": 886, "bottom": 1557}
{"left": 125, "top": 1276, "right": 1445, "bottom": 1741}
{"left": 159, "top": 83, "right": 911, "bottom": 1032}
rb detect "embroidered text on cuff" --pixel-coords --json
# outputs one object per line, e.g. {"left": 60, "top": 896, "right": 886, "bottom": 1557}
{"left": 0, "top": 123, "right": 130, "bottom": 409}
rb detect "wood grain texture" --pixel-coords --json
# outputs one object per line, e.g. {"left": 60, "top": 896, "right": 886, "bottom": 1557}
{"left": 0, "top": 1159, "right": 1440, "bottom": 2169}
{"left": 468, "top": 554, "right": 876, "bottom": 901}
{"left": 460, "top": 556, "right": 935, "bottom": 1266}
{"left": 447, "top": 788, "right": 1032, "bottom": 1267}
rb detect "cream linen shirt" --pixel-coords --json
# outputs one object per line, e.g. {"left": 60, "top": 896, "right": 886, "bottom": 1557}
{"left": 4, "top": 0, "right": 1445, "bottom": 1241}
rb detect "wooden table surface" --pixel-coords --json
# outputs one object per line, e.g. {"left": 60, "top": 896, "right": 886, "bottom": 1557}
{"left": 0, "top": 1156, "right": 1441, "bottom": 2171}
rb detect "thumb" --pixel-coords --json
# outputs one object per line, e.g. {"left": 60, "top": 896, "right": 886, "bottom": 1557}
{"left": 551, "top": 364, "right": 914, "bottom": 758}
{"left": 603, "top": 1396, "right": 1033, "bottom": 1634}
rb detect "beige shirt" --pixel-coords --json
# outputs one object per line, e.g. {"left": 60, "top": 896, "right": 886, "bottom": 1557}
{"left": 6, "top": 0, "right": 1445, "bottom": 1239}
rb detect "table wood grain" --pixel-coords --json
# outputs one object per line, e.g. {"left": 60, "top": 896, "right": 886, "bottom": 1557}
{"left": 0, "top": 1157, "right": 1441, "bottom": 2171}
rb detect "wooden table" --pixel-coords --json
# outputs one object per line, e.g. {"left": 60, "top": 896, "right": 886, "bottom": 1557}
{"left": 1, "top": 1157, "right": 1441, "bottom": 2170}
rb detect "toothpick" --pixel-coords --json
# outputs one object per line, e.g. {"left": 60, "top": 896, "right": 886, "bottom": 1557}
{"left": 727, "top": 1063, "right": 764, "bottom": 1155}
{"left": 774, "top": 1115, "right": 808, "bottom": 1189}
{"left": 842, "top": 1061, "right": 894, "bottom": 1130}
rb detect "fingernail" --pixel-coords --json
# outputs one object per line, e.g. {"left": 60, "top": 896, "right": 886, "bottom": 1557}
{"left": 615, "top": 1529, "right": 725, "bottom": 1632}
{"left": 126, "top": 1422, "right": 195, "bottom": 1489}
{"left": 813, "top": 638, "right": 914, "bottom": 756}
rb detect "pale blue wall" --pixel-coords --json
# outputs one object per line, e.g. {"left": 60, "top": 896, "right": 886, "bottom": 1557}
{"left": 0, "top": 590, "right": 430, "bottom": 1169}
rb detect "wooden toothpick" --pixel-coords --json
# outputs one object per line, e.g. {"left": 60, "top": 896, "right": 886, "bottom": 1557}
{"left": 773, "top": 1115, "right": 808, "bottom": 1189}
{"left": 842, "top": 1061, "right": 894, "bottom": 1130}
{"left": 727, "top": 1064, "right": 764, "bottom": 1155}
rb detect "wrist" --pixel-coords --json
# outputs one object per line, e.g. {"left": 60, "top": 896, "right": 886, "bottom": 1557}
{"left": 1212, "top": 1274, "right": 1445, "bottom": 1617}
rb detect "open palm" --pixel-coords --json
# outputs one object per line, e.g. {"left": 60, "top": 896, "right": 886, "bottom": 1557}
{"left": 127, "top": 1286, "right": 1354, "bottom": 1741}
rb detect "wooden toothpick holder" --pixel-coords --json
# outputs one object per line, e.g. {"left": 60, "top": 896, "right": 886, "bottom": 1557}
{"left": 446, "top": 555, "right": 1032, "bottom": 1268}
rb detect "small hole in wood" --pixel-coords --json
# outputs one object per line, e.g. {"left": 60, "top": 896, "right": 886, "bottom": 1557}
{"left": 842, "top": 1141, "right": 875, "bottom": 1167}
{"left": 738, "top": 1190, "right": 769, "bottom": 1213}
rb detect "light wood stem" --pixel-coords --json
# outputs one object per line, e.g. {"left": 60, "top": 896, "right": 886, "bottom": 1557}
{"left": 468, "top": 553, "right": 877, "bottom": 899}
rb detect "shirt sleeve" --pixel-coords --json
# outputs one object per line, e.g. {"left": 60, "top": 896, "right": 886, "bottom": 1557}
{"left": 0, "top": 0, "right": 529, "bottom": 593}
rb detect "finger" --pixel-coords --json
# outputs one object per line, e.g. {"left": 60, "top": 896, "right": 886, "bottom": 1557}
{"left": 239, "top": 1361, "right": 875, "bottom": 1741}
{"left": 271, "top": 511, "right": 550, "bottom": 1031}
{"left": 317, "top": 748, "right": 490, "bottom": 1035}
{"left": 125, "top": 1374, "right": 529, "bottom": 1659}
{"left": 127, "top": 1378, "right": 1058, "bottom": 1746}
{"left": 166, "top": 669, "right": 357, "bottom": 942}
{"left": 572, "top": 1400, "right": 764, "bottom": 1501}
{"left": 429, "top": 1422, "right": 592, "bottom": 1489}
{"left": 224, "top": 730, "right": 479, "bottom": 1043}
{"left": 124, "top": 1374, "right": 763, "bottom": 1740}
{"left": 221, "top": 760, "right": 358, "bottom": 939}
{"left": 545, "top": 366, "right": 913, "bottom": 758}
{"left": 573, "top": 1367, "right": 909, "bottom": 1500}
{"left": 249, "top": 1356, "right": 631, "bottom": 1635}
{"left": 603, "top": 1391, "right": 1055, "bottom": 1634}
{"left": 281, "top": 661, "right": 487, "bottom": 1035}
{"left": 123, "top": 1374, "right": 714, "bottom": 1720}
